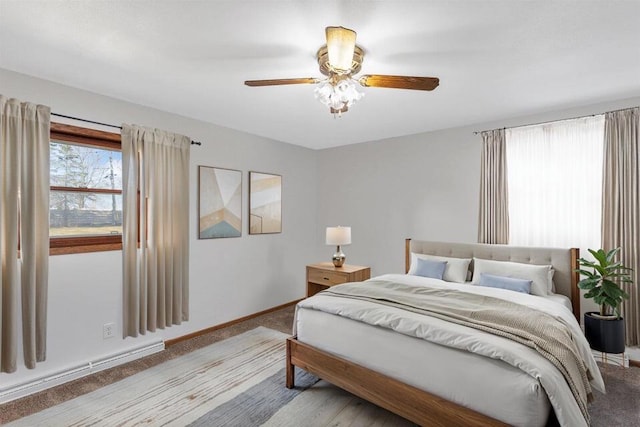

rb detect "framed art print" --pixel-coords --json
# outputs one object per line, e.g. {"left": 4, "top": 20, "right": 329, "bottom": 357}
{"left": 198, "top": 166, "right": 242, "bottom": 239}
{"left": 249, "top": 171, "right": 282, "bottom": 234}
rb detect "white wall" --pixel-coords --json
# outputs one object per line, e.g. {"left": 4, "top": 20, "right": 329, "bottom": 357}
{"left": 1, "top": 69, "right": 320, "bottom": 388}
{"left": 316, "top": 96, "right": 640, "bottom": 317}
{"left": 317, "top": 126, "right": 480, "bottom": 275}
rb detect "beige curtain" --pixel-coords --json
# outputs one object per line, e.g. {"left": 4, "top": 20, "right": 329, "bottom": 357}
{"left": 478, "top": 129, "right": 509, "bottom": 244}
{"left": 121, "top": 124, "right": 190, "bottom": 338}
{"left": 602, "top": 107, "right": 640, "bottom": 346}
{"left": 0, "top": 95, "right": 50, "bottom": 373}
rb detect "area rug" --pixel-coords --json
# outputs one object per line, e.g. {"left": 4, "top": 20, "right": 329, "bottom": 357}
{"left": 6, "top": 327, "right": 306, "bottom": 426}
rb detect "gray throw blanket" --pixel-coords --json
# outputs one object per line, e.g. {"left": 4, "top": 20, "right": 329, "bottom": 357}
{"left": 320, "top": 280, "right": 593, "bottom": 424}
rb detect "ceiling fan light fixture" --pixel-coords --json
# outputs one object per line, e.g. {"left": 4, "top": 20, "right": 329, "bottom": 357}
{"left": 326, "top": 26, "right": 357, "bottom": 73}
{"left": 335, "top": 77, "right": 364, "bottom": 107}
{"left": 314, "top": 79, "right": 334, "bottom": 104}
{"left": 314, "top": 75, "right": 364, "bottom": 115}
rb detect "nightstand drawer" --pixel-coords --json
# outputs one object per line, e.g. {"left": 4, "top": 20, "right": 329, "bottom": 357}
{"left": 307, "top": 268, "right": 348, "bottom": 286}
{"left": 306, "top": 263, "right": 370, "bottom": 297}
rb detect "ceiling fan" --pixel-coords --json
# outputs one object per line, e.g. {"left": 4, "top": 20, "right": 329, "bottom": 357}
{"left": 244, "top": 26, "right": 439, "bottom": 116}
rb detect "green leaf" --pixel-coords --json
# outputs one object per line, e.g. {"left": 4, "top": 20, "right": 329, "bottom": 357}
{"left": 604, "top": 296, "right": 618, "bottom": 309}
{"left": 605, "top": 247, "right": 621, "bottom": 263}
{"left": 588, "top": 248, "right": 603, "bottom": 262}
{"left": 584, "top": 289, "right": 598, "bottom": 299}
{"left": 577, "top": 258, "right": 598, "bottom": 269}
{"left": 578, "top": 271, "right": 597, "bottom": 278}
{"left": 579, "top": 278, "right": 601, "bottom": 287}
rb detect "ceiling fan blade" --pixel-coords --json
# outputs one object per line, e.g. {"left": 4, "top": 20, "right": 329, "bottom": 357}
{"left": 244, "top": 78, "right": 319, "bottom": 87}
{"left": 358, "top": 75, "right": 439, "bottom": 91}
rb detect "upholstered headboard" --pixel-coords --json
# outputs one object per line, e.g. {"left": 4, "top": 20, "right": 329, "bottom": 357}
{"left": 405, "top": 239, "right": 580, "bottom": 320}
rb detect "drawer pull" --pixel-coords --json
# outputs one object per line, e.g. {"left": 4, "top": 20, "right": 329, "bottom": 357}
{"left": 323, "top": 277, "right": 330, "bottom": 281}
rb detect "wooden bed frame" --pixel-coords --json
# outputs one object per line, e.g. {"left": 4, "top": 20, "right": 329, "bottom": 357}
{"left": 286, "top": 239, "right": 580, "bottom": 426}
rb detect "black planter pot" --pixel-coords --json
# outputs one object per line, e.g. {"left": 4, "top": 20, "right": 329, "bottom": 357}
{"left": 584, "top": 312, "right": 626, "bottom": 354}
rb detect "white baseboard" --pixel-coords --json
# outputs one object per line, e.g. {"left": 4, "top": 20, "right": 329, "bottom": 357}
{"left": 591, "top": 349, "right": 629, "bottom": 368}
{"left": 0, "top": 340, "right": 164, "bottom": 404}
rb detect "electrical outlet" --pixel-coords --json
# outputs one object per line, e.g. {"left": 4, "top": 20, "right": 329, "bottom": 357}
{"left": 103, "top": 322, "right": 116, "bottom": 339}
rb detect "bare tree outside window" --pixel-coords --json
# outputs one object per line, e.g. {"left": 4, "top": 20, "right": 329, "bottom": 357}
{"left": 50, "top": 141, "right": 123, "bottom": 237}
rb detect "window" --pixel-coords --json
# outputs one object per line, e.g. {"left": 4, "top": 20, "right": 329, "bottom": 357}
{"left": 49, "top": 123, "right": 123, "bottom": 255}
{"left": 506, "top": 115, "right": 605, "bottom": 254}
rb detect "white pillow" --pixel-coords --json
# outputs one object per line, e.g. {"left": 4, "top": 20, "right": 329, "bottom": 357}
{"left": 548, "top": 269, "right": 556, "bottom": 293}
{"left": 409, "top": 253, "right": 471, "bottom": 283}
{"left": 471, "top": 258, "right": 553, "bottom": 296}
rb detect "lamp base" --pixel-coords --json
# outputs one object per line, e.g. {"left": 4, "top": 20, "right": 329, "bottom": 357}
{"left": 332, "top": 245, "right": 345, "bottom": 267}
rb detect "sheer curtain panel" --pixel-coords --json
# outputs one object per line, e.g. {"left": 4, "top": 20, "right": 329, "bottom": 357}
{"left": 121, "top": 124, "right": 190, "bottom": 338}
{"left": 0, "top": 95, "right": 50, "bottom": 373}
{"left": 506, "top": 116, "right": 604, "bottom": 254}
{"left": 478, "top": 129, "right": 509, "bottom": 244}
{"left": 602, "top": 107, "right": 639, "bottom": 346}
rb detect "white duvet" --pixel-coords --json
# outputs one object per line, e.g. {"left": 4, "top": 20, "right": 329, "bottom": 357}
{"left": 296, "top": 273, "right": 605, "bottom": 427}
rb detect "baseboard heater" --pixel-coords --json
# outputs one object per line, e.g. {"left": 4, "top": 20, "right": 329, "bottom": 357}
{"left": 0, "top": 340, "right": 165, "bottom": 404}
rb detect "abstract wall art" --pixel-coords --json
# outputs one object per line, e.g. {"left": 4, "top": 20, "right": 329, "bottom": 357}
{"left": 249, "top": 171, "right": 282, "bottom": 234}
{"left": 198, "top": 166, "right": 242, "bottom": 239}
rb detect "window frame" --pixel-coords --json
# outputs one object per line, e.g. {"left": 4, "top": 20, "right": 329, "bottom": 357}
{"left": 49, "top": 122, "right": 123, "bottom": 255}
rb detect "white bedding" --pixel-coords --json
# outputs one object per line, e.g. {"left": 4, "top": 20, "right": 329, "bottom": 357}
{"left": 546, "top": 292, "right": 573, "bottom": 311}
{"left": 295, "top": 273, "right": 604, "bottom": 427}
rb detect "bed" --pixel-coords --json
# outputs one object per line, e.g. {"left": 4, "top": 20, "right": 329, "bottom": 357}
{"left": 286, "top": 239, "right": 604, "bottom": 427}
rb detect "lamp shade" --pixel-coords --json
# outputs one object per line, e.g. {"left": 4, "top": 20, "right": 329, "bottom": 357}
{"left": 325, "top": 26, "right": 356, "bottom": 72}
{"left": 326, "top": 226, "right": 351, "bottom": 245}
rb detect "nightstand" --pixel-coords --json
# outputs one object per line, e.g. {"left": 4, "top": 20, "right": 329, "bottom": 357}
{"left": 306, "top": 262, "right": 371, "bottom": 297}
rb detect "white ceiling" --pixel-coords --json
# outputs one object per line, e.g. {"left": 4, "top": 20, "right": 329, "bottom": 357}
{"left": 1, "top": 1, "right": 639, "bottom": 149}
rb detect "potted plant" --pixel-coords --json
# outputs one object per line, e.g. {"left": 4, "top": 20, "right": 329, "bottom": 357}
{"left": 576, "top": 247, "right": 633, "bottom": 354}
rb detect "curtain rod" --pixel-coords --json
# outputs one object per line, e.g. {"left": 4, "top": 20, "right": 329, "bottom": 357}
{"left": 472, "top": 106, "right": 638, "bottom": 135}
{"left": 51, "top": 112, "right": 202, "bottom": 146}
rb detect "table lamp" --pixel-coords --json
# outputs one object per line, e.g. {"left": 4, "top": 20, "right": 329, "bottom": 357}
{"left": 326, "top": 226, "right": 351, "bottom": 267}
